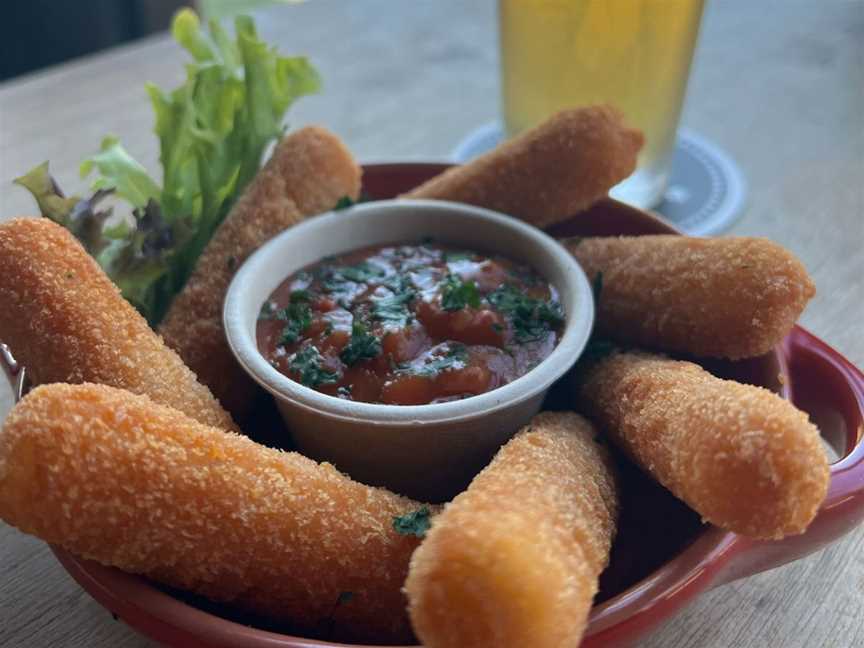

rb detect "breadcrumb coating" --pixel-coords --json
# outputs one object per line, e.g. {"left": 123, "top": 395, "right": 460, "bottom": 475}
{"left": 0, "top": 218, "right": 236, "bottom": 432}
{"left": 404, "top": 106, "right": 643, "bottom": 227}
{"left": 405, "top": 412, "right": 618, "bottom": 648}
{"left": 159, "top": 126, "right": 362, "bottom": 417}
{"left": 567, "top": 235, "right": 815, "bottom": 359}
{"left": 578, "top": 351, "right": 829, "bottom": 539}
{"left": 0, "top": 383, "right": 423, "bottom": 642}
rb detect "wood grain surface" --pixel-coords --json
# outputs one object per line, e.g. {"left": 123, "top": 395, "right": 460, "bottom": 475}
{"left": 1, "top": 1, "right": 862, "bottom": 646}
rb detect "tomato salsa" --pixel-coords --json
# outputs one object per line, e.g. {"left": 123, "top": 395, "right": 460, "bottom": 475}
{"left": 256, "top": 241, "right": 564, "bottom": 405}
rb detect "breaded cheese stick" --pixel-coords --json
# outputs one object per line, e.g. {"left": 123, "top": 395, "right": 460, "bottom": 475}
{"left": 0, "top": 218, "right": 236, "bottom": 432}
{"left": 405, "top": 412, "right": 618, "bottom": 648}
{"left": 0, "top": 383, "right": 425, "bottom": 643}
{"left": 159, "top": 126, "right": 362, "bottom": 416}
{"left": 566, "top": 236, "right": 815, "bottom": 359}
{"left": 578, "top": 351, "right": 829, "bottom": 539}
{"left": 404, "top": 106, "right": 643, "bottom": 228}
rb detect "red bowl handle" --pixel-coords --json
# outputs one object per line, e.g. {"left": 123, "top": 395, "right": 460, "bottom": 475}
{"left": 714, "top": 325, "right": 864, "bottom": 585}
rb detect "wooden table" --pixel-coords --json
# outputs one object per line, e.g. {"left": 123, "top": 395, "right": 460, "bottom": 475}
{"left": 1, "top": 1, "right": 862, "bottom": 646}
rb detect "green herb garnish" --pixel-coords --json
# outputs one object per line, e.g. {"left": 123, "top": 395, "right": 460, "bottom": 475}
{"left": 340, "top": 322, "right": 382, "bottom": 366}
{"left": 276, "top": 289, "right": 315, "bottom": 345}
{"left": 393, "top": 506, "right": 431, "bottom": 537}
{"left": 323, "top": 262, "right": 386, "bottom": 292}
{"left": 289, "top": 289, "right": 312, "bottom": 303}
{"left": 399, "top": 343, "right": 468, "bottom": 377}
{"left": 380, "top": 273, "right": 410, "bottom": 294}
{"left": 258, "top": 300, "right": 277, "bottom": 320}
{"left": 334, "top": 196, "right": 355, "bottom": 210}
{"left": 288, "top": 346, "right": 340, "bottom": 387}
{"left": 372, "top": 291, "right": 416, "bottom": 325}
{"left": 15, "top": 10, "right": 320, "bottom": 325}
{"left": 440, "top": 273, "right": 481, "bottom": 311}
{"left": 338, "top": 262, "right": 385, "bottom": 284}
{"left": 487, "top": 284, "right": 564, "bottom": 342}
{"left": 444, "top": 251, "right": 474, "bottom": 263}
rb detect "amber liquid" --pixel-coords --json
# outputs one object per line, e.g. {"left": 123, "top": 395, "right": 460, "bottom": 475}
{"left": 499, "top": 0, "right": 705, "bottom": 207}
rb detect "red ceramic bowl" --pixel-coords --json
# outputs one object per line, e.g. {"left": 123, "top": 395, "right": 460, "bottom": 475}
{"left": 3, "top": 163, "right": 864, "bottom": 648}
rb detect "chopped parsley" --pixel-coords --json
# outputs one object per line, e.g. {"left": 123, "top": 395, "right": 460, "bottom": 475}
{"left": 380, "top": 273, "right": 411, "bottom": 294}
{"left": 277, "top": 300, "right": 313, "bottom": 346}
{"left": 258, "top": 300, "right": 277, "bottom": 320}
{"left": 261, "top": 290, "right": 315, "bottom": 342}
{"left": 322, "top": 261, "right": 385, "bottom": 292}
{"left": 337, "top": 262, "right": 385, "bottom": 284}
{"left": 393, "top": 506, "right": 431, "bottom": 537}
{"left": 487, "top": 284, "right": 564, "bottom": 342}
{"left": 399, "top": 343, "right": 468, "bottom": 377}
{"left": 289, "top": 289, "right": 312, "bottom": 303}
{"left": 288, "top": 346, "right": 340, "bottom": 387}
{"left": 372, "top": 290, "right": 416, "bottom": 325}
{"left": 440, "top": 274, "right": 481, "bottom": 311}
{"left": 340, "top": 322, "right": 382, "bottom": 366}
{"left": 444, "top": 250, "right": 474, "bottom": 263}
{"left": 334, "top": 195, "right": 355, "bottom": 210}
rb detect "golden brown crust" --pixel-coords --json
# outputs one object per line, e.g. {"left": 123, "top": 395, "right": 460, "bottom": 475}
{"left": 567, "top": 235, "right": 815, "bottom": 359}
{"left": 578, "top": 351, "right": 829, "bottom": 539}
{"left": 0, "top": 383, "right": 423, "bottom": 643}
{"left": 158, "top": 126, "right": 362, "bottom": 417}
{"left": 0, "top": 218, "right": 236, "bottom": 432}
{"left": 405, "top": 411, "right": 618, "bottom": 648}
{"left": 404, "top": 105, "right": 643, "bottom": 227}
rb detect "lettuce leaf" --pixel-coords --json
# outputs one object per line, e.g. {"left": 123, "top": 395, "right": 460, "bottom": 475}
{"left": 13, "top": 162, "right": 80, "bottom": 223}
{"left": 15, "top": 9, "right": 319, "bottom": 325}
{"left": 14, "top": 163, "right": 176, "bottom": 317}
{"left": 80, "top": 136, "right": 162, "bottom": 208}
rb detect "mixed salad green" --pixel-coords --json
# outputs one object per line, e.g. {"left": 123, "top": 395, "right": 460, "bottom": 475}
{"left": 14, "top": 9, "right": 319, "bottom": 325}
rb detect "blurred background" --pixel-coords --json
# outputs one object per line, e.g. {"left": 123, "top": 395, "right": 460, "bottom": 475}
{"left": 0, "top": 1, "right": 188, "bottom": 81}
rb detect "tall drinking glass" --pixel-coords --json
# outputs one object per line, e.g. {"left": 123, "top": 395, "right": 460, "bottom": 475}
{"left": 499, "top": 0, "right": 705, "bottom": 209}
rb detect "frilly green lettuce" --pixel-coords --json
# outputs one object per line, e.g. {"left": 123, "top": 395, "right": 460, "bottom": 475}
{"left": 14, "top": 9, "right": 319, "bottom": 325}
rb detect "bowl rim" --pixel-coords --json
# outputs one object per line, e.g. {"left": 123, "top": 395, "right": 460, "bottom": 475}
{"left": 223, "top": 198, "right": 594, "bottom": 425}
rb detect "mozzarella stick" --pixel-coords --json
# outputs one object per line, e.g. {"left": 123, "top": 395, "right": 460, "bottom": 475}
{"left": 405, "top": 412, "right": 618, "bottom": 648}
{"left": 0, "top": 383, "right": 424, "bottom": 643}
{"left": 405, "top": 106, "right": 643, "bottom": 228}
{"left": 0, "top": 218, "right": 236, "bottom": 432}
{"left": 159, "top": 126, "right": 362, "bottom": 416}
{"left": 578, "top": 351, "right": 829, "bottom": 539}
{"left": 567, "top": 235, "right": 815, "bottom": 359}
